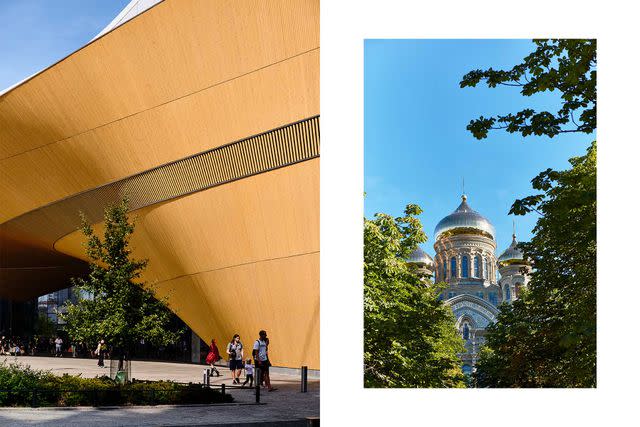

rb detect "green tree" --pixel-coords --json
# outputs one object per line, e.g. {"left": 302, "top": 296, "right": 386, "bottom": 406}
{"left": 33, "top": 313, "right": 57, "bottom": 338}
{"left": 461, "top": 39, "right": 597, "bottom": 387}
{"left": 475, "top": 144, "right": 596, "bottom": 387}
{"left": 460, "top": 39, "right": 595, "bottom": 139}
{"left": 61, "top": 198, "right": 182, "bottom": 363}
{"left": 364, "top": 203, "right": 466, "bottom": 388}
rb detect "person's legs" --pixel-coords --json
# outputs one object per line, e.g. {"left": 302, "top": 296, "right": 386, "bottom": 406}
{"left": 242, "top": 374, "right": 249, "bottom": 387}
{"left": 263, "top": 362, "right": 277, "bottom": 391}
{"left": 264, "top": 371, "right": 271, "bottom": 388}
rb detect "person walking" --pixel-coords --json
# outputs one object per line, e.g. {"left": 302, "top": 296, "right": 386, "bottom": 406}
{"left": 242, "top": 358, "right": 254, "bottom": 388}
{"left": 205, "top": 339, "right": 221, "bottom": 377}
{"left": 253, "top": 330, "right": 276, "bottom": 391}
{"left": 226, "top": 334, "right": 244, "bottom": 384}
{"left": 54, "top": 336, "right": 63, "bottom": 357}
{"left": 96, "top": 339, "right": 106, "bottom": 368}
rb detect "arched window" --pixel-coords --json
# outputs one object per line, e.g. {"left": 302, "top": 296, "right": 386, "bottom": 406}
{"left": 462, "top": 323, "right": 470, "bottom": 340}
{"left": 505, "top": 286, "right": 511, "bottom": 301}
{"left": 483, "top": 257, "right": 487, "bottom": 279}
{"left": 514, "top": 283, "right": 522, "bottom": 299}
{"left": 461, "top": 256, "right": 469, "bottom": 278}
{"left": 451, "top": 257, "right": 457, "bottom": 277}
{"left": 474, "top": 255, "right": 480, "bottom": 278}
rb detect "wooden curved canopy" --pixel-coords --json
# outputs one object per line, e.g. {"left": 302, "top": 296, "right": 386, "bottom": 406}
{"left": 0, "top": 0, "right": 319, "bottom": 368}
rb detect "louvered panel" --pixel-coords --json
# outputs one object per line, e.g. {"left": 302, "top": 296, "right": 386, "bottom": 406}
{"left": 1, "top": 116, "right": 320, "bottom": 246}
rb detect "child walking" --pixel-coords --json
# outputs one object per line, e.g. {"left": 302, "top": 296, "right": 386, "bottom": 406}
{"left": 242, "top": 359, "right": 254, "bottom": 388}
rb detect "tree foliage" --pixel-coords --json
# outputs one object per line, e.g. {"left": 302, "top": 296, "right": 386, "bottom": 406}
{"left": 476, "top": 143, "right": 596, "bottom": 387}
{"left": 61, "top": 198, "right": 182, "bottom": 356}
{"left": 364, "top": 203, "right": 466, "bottom": 388}
{"left": 460, "top": 38, "right": 597, "bottom": 388}
{"left": 33, "top": 313, "right": 57, "bottom": 337}
{"left": 460, "top": 39, "right": 596, "bottom": 139}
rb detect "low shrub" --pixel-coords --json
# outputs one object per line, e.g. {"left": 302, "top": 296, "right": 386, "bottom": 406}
{"left": 0, "top": 362, "right": 233, "bottom": 407}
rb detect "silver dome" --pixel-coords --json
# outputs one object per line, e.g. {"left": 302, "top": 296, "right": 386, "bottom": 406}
{"left": 407, "top": 247, "right": 434, "bottom": 266}
{"left": 434, "top": 195, "right": 496, "bottom": 241}
{"left": 498, "top": 235, "right": 525, "bottom": 264}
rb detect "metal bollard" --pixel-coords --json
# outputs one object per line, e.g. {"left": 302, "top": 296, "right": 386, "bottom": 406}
{"left": 301, "top": 365, "right": 308, "bottom": 393}
{"left": 221, "top": 383, "right": 225, "bottom": 396}
{"left": 203, "top": 368, "right": 207, "bottom": 386}
{"left": 255, "top": 367, "right": 261, "bottom": 403}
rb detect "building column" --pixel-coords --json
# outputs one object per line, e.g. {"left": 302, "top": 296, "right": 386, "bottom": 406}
{"left": 191, "top": 330, "right": 201, "bottom": 364}
{"left": 471, "top": 251, "right": 477, "bottom": 278}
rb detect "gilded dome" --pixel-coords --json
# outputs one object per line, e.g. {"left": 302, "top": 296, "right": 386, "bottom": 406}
{"left": 407, "top": 247, "right": 434, "bottom": 267}
{"left": 498, "top": 234, "right": 526, "bottom": 265}
{"left": 434, "top": 195, "right": 496, "bottom": 241}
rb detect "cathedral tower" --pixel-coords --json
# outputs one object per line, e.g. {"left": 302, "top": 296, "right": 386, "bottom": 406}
{"left": 432, "top": 194, "right": 501, "bottom": 373}
{"left": 497, "top": 232, "right": 531, "bottom": 303}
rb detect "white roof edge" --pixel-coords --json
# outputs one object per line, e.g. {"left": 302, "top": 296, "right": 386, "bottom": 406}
{"left": 92, "top": 0, "right": 163, "bottom": 41}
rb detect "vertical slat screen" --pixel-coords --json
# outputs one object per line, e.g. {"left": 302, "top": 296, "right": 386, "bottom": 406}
{"left": 1, "top": 116, "right": 320, "bottom": 246}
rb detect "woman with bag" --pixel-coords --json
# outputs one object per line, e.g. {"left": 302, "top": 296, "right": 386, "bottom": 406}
{"left": 226, "top": 334, "right": 244, "bottom": 384}
{"left": 96, "top": 339, "right": 106, "bottom": 368}
{"left": 205, "top": 338, "right": 221, "bottom": 376}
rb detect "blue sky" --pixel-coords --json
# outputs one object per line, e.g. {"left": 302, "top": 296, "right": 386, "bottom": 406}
{"left": 0, "top": 0, "right": 129, "bottom": 91}
{"left": 364, "top": 39, "right": 593, "bottom": 257}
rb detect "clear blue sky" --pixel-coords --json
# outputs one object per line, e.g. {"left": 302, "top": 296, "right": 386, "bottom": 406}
{"left": 0, "top": 0, "right": 130, "bottom": 91}
{"left": 364, "top": 39, "right": 593, "bottom": 257}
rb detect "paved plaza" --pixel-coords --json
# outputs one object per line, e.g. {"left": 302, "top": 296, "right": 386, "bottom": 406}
{"left": 0, "top": 356, "right": 319, "bottom": 426}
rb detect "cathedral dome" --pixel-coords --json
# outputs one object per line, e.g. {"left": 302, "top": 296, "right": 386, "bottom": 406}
{"left": 407, "top": 247, "right": 434, "bottom": 267}
{"left": 498, "top": 235, "right": 526, "bottom": 266}
{"left": 434, "top": 195, "right": 496, "bottom": 241}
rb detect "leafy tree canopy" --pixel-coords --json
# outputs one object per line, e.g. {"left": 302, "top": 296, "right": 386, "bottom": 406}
{"left": 33, "top": 313, "right": 57, "bottom": 338}
{"left": 62, "top": 198, "right": 183, "bottom": 356}
{"left": 476, "top": 142, "right": 596, "bottom": 387}
{"left": 460, "top": 38, "right": 597, "bottom": 388}
{"left": 460, "top": 39, "right": 596, "bottom": 139}
{"left": 364, "top": 203, "right": 466, "bottom": 388}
